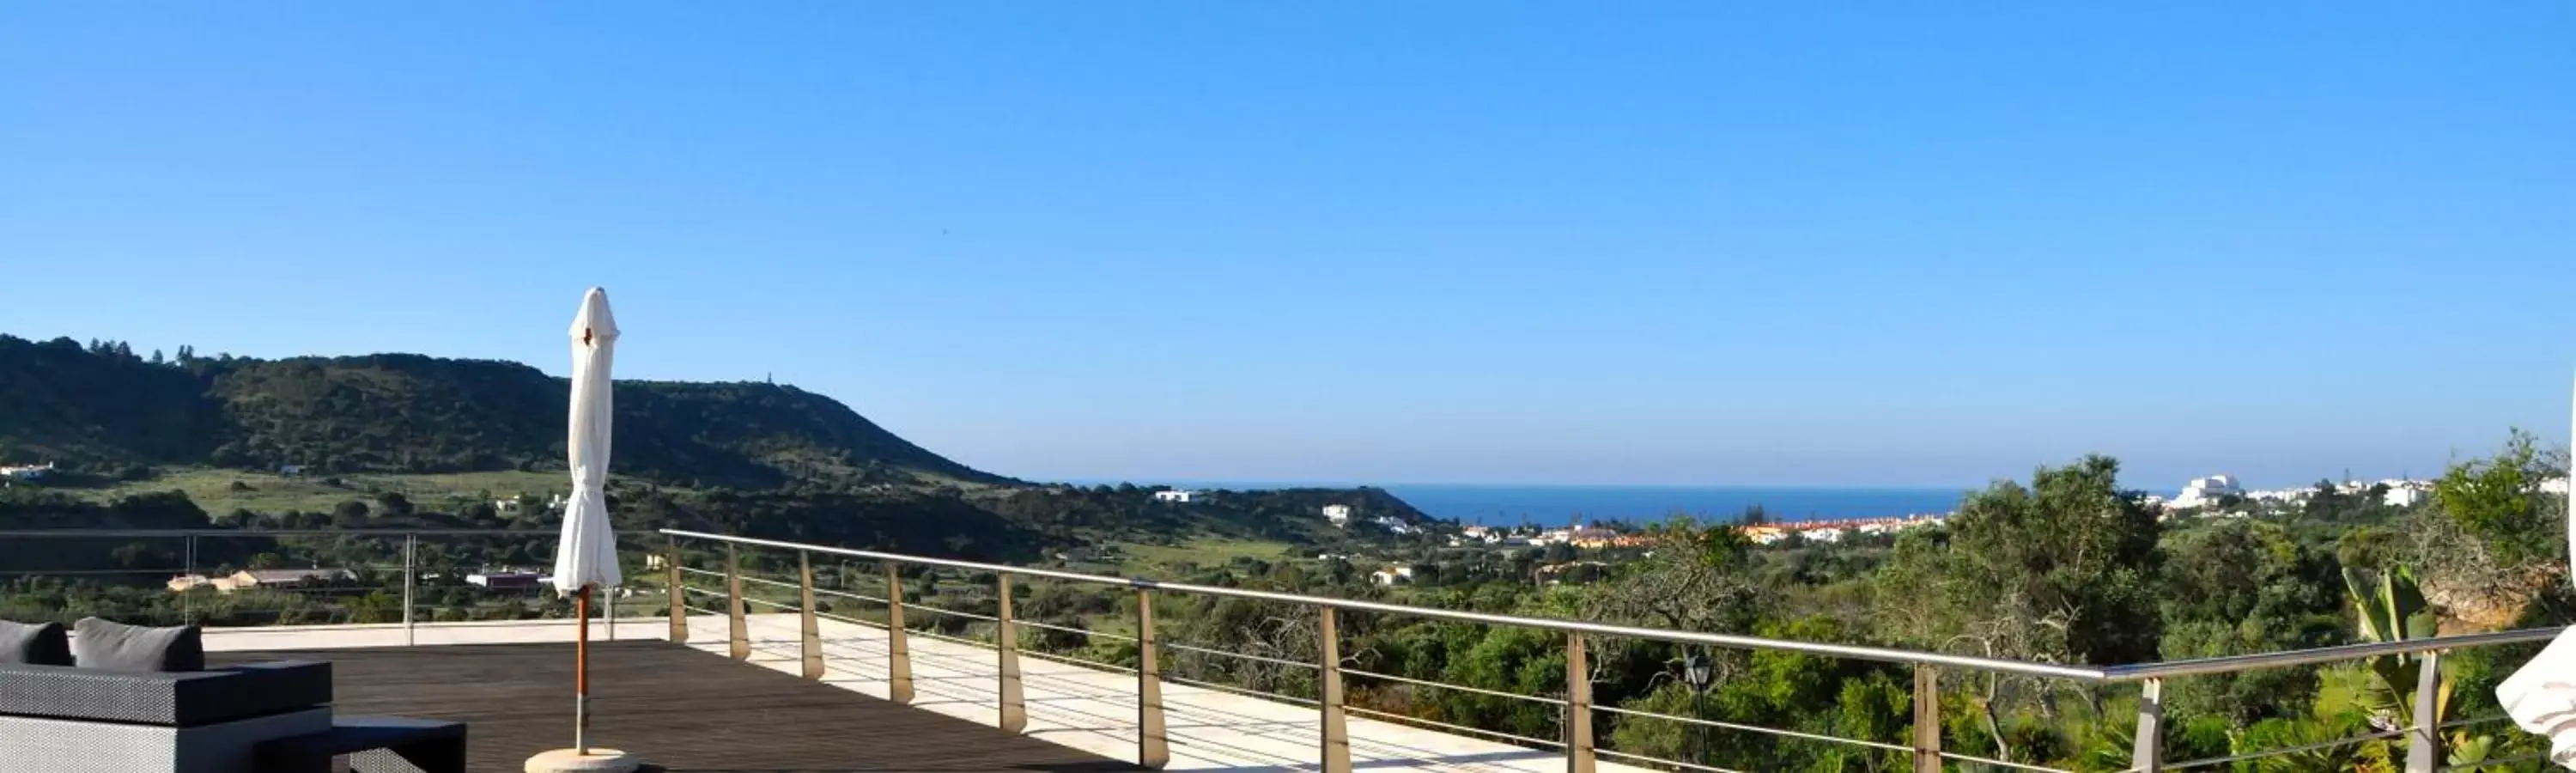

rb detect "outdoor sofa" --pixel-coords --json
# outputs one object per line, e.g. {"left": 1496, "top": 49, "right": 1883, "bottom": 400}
{"left": 0, "top": 617, "right": 464, "bottom": 773}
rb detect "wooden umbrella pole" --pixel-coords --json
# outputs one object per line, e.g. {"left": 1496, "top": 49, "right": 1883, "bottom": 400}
{"left": 576, "top": 584, "right": 592, "bottom": 754}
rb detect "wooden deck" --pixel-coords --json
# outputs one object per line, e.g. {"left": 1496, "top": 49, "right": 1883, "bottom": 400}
{"left": 213, "top": 641, "right": 1132, "bottom": 773}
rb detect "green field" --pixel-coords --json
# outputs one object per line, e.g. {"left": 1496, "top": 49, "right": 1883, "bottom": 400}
{"left": 1115, "top": 538, "right": 1299, "bottom": 576}
{"left": 83, "top": 468, "right": 600, "bottom": 515}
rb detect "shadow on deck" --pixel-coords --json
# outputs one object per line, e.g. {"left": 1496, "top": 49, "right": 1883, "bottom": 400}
{"left": 214, "top": 641, "right": 1133, "bottom": 773}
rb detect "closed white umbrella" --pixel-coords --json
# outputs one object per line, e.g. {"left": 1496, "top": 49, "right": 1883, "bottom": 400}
{"left": 530, "top": 287, "right": 636, "bottom": 773}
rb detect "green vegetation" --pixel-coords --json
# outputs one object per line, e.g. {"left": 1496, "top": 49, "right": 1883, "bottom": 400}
{"left": 1115, "top": 538, "right": 1300, "bottom": 575}
{"left": 943, "top": 435, "right": 2568, "bottom": 773}
{"left": 0, "top": 334, "right": 1008, "bottom": 488}
{"left": 5, "top": 332, "right": 2569, "bottom": 770}
{"left": 79, "top": 469, "right": 587, "bottom": 515}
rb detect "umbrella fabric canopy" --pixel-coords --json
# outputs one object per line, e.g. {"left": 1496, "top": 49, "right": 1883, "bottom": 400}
{"left": 553, "top": 288, "right": 623, "bottom": 593}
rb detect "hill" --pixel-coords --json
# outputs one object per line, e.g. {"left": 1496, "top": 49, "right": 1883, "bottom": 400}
{"left": 0, "top": 335, "right": 1009, "bottom": 489}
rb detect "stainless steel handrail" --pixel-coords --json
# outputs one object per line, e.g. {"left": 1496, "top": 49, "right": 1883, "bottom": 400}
{"left": 659, "top": 528, "right": 2569, "bottom": 773}
{"left": 0, "top": 529, "right": 657, "bottom": 537}
{"left": 661, "top": 528, "right": 2103, "bottom": 679}
{"left": 2100, "top": 627, "right": 2565, "bottom": 682}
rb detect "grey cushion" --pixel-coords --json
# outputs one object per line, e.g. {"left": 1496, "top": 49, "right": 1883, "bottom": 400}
{"left": 70, "top": 618, "right": 204, "bottom": 673}
{"left": 0, "top": 621, "right": 73, "bottom": 666}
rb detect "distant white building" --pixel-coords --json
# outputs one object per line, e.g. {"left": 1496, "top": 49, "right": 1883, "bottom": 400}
{"left": 1153, "top": 490, "right": 1198, "bottom": 503}
{"left": 467, "top": 570, "right": 549, "bottom": 590}
{"left": 1371, "top": 515, "right": 1417, "bottom": 535}
{"left": 2380, "top": 480, "right": 2433, "bottom": 508}
{"left": 1369, "top": 566, "right": 1416, "bottom": 586}
{"left": 0, "top": 462, "right": 56, "bottom": 481}
{"left": 2172, "top": 475, "right": 2244, "bottom": 509}
{"left": 1321, "top": 504, "right": 1352, "bottom": 526}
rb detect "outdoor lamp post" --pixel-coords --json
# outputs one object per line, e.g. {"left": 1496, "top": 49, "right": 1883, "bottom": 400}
{"left": 1684, "top": 653, "right": 1713, "bottom": 767}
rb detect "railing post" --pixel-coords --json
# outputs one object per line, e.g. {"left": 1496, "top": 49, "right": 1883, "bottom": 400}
{"left": 2133, "top": 678, "right": 2164, "bottom": 772}
{"left": 1912, "top": 665, "right": 1941, "bottom": 773}
{"left": 997, "top": 572, "right": 1026, "bottom": 733}
{"left": 2407, "top": 651, "right": 2442, "bottom": 773}
{"left": 182, "top": 534, "right": 197, "bottom": 626}
{"left": 886, "top": 562, "right": 914, "bottom": 704}
{"left": 665, "top": 544, "right": 688, "bottom": 644}
{"left": 726, "top": 544, "right": 749, "bottom": 660}
{"left": 1320, "top": 607, "right": 1351, "bottom": 773}
{"left": 401, "top": 534, "right": 417, "bottom": 646}
{"left": 1566, "top": 631, "right": 1595, "bottom": 773}
{"left": 799, "top": 551, "right": 824, "bottom": 680}
{"left": 1137, "top": 589, "right": 1169, "bottom": 770}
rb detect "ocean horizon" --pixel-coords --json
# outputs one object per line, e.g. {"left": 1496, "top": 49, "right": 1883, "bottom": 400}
{"left": 1104, "top": 481, "right": 1978, "bottom": 526}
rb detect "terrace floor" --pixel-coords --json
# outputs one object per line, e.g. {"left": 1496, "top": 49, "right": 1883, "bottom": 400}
{"left": 210, "top": 639, "right": 1127, "bottom": 772}
{"left": 206, "top": 617, "right": 1648, "bottom": 773}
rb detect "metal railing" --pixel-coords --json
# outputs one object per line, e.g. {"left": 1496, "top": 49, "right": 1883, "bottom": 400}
{"left": 658, "top": 528, "right": 2563, "bottom": 773}
{"left": 6, "top": 526, "right": 2553, "bottom": 772}
{"left": 0, "top": 528, "right": 663, "bottom": 645}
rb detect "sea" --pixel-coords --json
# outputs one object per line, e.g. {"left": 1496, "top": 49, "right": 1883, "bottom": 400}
{"left": 1377, "top": 484, "right": 1971, "bottom": 526}
{"left": 1155, "top": 481, "right": 1973, "bottom": 526}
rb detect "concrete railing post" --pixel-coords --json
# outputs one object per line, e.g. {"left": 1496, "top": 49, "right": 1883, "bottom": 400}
{"left": 1913, "top": 665, "right": 1941, "bottom": 773}
{"left": 799, "top": 551, "right": 823, "bottom": 679}
{"left": 1137, "top": 589, "right": 1169, "bottom": 770}
{"left": 1320, "top": 607, "right": 1351, "bottom": 773}
{"left": 665, "top": 545, "right": 688, "bottom": 644}
{"left": 726, "top": 544, "right": 749, "bottom": 660}
{"left": 2407, "top": 651, "right": 2443, "bottom": 773}
{"left": 2133, "top": 678, "right": 2164, "bottom": 772}
{"left": 997, "top": 572, "right": 1026, "bottom": 733}
{"left": 886, "top": 563, "right": 914, "bottom": 703}
{"left": 400, "top": 534, "right": 416, "bottom": 645}
{"left": 1566, "top": 631, "right": 1595, "bottom": 773}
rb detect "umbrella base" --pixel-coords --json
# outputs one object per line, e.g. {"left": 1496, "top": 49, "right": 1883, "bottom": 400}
{"left": 526, "top": 748, "right": 638, "bottom": 773}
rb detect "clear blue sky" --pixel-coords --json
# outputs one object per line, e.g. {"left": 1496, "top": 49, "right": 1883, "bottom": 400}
{"left": 3, "top": 3, "right": 2570, "bottom": 489}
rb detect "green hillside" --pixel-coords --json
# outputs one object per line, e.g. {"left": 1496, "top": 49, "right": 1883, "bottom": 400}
{"left": 0, "top": 335, "right": 1010, "bottom": 489}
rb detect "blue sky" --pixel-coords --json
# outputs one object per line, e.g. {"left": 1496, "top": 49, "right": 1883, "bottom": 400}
{"left": 3, "top": 3, "right": 2570, "bottom": 488}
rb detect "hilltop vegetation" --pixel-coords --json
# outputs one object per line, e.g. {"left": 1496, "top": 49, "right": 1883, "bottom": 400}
{"left": 0, "top": 332, "right": 1441, "bottom": 568}
{"left": 0, "top": 334, "right": 1006, "bottom": 489}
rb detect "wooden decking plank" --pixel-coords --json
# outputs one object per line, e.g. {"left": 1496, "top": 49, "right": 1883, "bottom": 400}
{"left": 216, "top": 641, "right": 1130, "bottom": 772}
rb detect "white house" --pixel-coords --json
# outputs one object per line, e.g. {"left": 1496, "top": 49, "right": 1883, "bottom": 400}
{"left": 1369, "top": 566, "right": 1416, "bottom": 586}
{"left": 1321, "top": 504, "right": 1353, "bottom": 526}
{"left": 2381, "top": 481, "right": 2433, "bottom": 508}
{"left": 2172, "top": 475, "right": 2245, "bottom": 509}
{"left": 0, "top": 462, "right": 56, "bottom": 481}
{"left": 1153, "top": 490, "right": 1198, "bottom": 503}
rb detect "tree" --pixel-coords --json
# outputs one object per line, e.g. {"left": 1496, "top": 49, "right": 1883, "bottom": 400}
{"left": 1871, "top": 455, "right": 2162, "bottom": 762}
{"left": 2414, "top": 429, "right": 2570, "bottom": 630}
{"left": 1584, "top": 517, "right": 1768, "bottom": 634}
{"left": 2432, "top": 429, "right": 2563, "bottom": 565}
{"left": 2158, "top": 520, "right": 2339, "bottom": 726}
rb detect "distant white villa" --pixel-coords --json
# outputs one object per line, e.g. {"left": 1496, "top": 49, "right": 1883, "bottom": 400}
{"left": 1152, "top": 490, "right": 1198, "bottom": 503}
{"left": 1321, "top": 504, "right": 1352, "bottom": 526}
{"left": 2171, "top": 475, "right": 2244, "bottom": 509}
{"left": 0, "top": 462, "right": 55, "bottom": 481}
